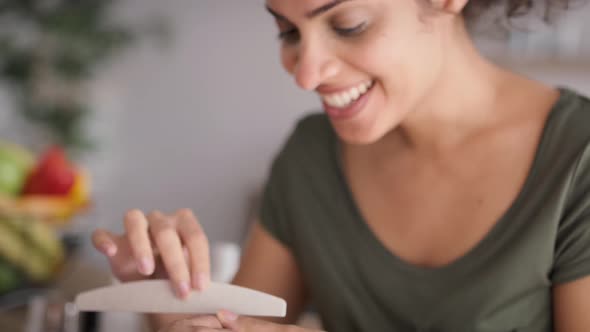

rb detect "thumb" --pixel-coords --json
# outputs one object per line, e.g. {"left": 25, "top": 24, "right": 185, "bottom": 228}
{"left": 217, "top": 310, "right": 240, "bottom": 331}
{"left": 217, "top": 311, "right": 278, "bottom": 332}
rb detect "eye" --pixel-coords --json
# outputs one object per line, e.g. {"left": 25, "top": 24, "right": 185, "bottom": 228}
{"left": 334, "top": 22, "right": 367, "bottom": 37}
{"left": 278, "top": 28, "right": 300, "bottom": 44}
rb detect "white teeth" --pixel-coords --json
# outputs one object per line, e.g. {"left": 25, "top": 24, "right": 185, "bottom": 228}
{"left": 321, "top": 80, "right": 373, "bottom": 109}
{"left": 358, "top": 84, "right": 367, "bottom": 94}
{"left": 350, "top": 87, "right": 360, "bottom": 101}
{"left": 340, "top": 93, "right": 352, "bottom": 106}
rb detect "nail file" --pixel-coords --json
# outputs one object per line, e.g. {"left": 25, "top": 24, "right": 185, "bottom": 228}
{"left": 74, "top": 280, "right": 287, "bottom": 317}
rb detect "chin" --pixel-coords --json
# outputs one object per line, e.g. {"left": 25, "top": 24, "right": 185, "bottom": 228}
{"left": 330, "top": 118, "right": 394, "bottom": 146}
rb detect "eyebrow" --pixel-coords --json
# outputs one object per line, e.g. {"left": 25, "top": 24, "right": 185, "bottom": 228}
{"left": 265, "top": 0, "right": 353, "bottom": 22}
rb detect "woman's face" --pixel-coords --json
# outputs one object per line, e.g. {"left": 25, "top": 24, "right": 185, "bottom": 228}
{"left": 266, "top": 0, "right": 461, "bottom": 144}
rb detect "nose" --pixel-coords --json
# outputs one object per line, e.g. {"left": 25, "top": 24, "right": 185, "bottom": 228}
{"left": 293, "top": 40, "right": 339, "bottom": 91}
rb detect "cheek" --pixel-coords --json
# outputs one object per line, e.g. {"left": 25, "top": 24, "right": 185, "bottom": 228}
{"left": 280, "top": 47, "right": 297, "bottom": 75}
{"left": 351, "top": 33, "right": 408, "bottom": 95}
{"left": 354, "top": 26, "right": 441, "bottom": 104}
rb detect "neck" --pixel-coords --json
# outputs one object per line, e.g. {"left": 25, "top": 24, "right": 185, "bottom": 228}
{"left": 393, "top": 21, "right": 509, "bottom": 155}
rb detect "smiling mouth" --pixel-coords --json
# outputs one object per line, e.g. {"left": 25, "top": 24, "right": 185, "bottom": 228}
{"left": 320, "top": 80, "right": 375, "bottom": 109}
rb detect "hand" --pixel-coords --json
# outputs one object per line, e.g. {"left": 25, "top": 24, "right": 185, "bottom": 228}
{"left": 92, "top": 209, "right": 211, "bottom": 298}
{"left": 159, "top": 311, "right": 324, "bottom": 332}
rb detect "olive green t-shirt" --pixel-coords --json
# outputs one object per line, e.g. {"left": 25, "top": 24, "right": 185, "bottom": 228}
{"left": 259, "top": 87, "right": 590, "bottom": 332}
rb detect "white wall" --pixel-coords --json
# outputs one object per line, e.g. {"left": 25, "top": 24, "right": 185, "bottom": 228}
{"left": 1, "top": 1, "right": 589, "bottom": 259}
{"left": 84, "top": 0, "right": 318, "bottom": 249}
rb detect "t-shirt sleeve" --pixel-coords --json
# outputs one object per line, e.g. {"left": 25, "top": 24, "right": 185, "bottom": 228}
{"left": 258, "top": 151, "right": 293, "bottom": 248}
{"left": 552, "top": 144, "right": 590, "bottom": 284}
{"left": 257, "top": 115, "right": 315, "bottom": 248}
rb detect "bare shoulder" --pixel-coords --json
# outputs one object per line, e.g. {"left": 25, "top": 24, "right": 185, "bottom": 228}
{"left": 492, "top": 79, "right": 574, "bottom": 148}
{"left": 502, "top": 77, "right": 590, "bottom": 131}
{"left": 503, "top": 79, "right": 560, "bottom": 125}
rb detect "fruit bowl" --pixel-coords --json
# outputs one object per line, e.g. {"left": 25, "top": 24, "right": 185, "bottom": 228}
{"left": 0, "top": 232, "right": 82, "bottom": 309}
{"left": 0, "top": 142, "right": 91, "bottom": 227}
{"left": 0, "top": 142, "right": 92, "bottom": 303}
{"left": 0, "top": 192, "right": 91, "bottom": 227}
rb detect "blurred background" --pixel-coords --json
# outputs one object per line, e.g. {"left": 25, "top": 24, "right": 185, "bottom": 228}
{"left": 0, "top": 0, "right": 589, "bottom": 331}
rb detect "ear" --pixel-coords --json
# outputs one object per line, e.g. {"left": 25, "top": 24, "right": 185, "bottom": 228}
{"left": 431, "top": 0, "right": 469, "bottom": 14}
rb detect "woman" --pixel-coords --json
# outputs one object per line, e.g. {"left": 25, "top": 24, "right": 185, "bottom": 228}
{"left": 92, "top": 0, "right": 590, "bottom": 331}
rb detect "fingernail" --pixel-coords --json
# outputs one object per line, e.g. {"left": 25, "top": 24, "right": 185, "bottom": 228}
{"left": 221, "top": 310, "right": 238, "bottom": 321}
{"left": 194, "top": 273, "right": 209, "bottom": 291}
{"left": 104, "top": 244, "right": 116, "bottom": 257}
{"left": 139, "top": 258, "right": 154, "bottom": 275}
{"left": 177, "top": 281, "right": 191, "bottom": 298}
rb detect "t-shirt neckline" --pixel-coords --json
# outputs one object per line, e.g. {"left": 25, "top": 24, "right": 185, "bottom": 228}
{"left": 332, "top": 87, "right": 575, "bottom": 276}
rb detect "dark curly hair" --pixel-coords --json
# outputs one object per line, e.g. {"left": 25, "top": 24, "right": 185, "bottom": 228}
{"left": 464, "top": 0, "right": 573, "bottom": 22}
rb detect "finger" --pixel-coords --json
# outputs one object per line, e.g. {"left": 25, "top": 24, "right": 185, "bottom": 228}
{"left": 92, "top": 229, "right": 118, "bottom": 257}
{"left": 149, "top": 211, "right": 191, "bottom": 298}
{"left": 217, "top": 311, "right": 242, "bottom": 332}
{"left": 176, "top": 209, "right": 211, "bottom": 291}
{"left": 185, "top": 315, "right": 223, "bottom": 328}
{"left": 161, "top": 316, "right": 226, "bottom": 332}
{"left": 124, "top": 209, "right": 155, "bottom": 275}
{"left": 217, "top": 311, "right": 291, "bottom": 332}
{"left": 160, "top": 318, "right": 223, "bottom": 332}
